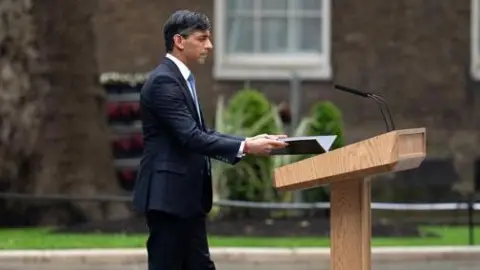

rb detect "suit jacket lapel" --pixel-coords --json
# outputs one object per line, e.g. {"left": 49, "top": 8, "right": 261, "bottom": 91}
{"left": 163, "top": 58, "right": 204, "bottom": 129}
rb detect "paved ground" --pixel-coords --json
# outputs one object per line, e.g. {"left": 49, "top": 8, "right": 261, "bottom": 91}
{"left": 0, "top": 261, "right": 478, "bottom": 270}
{"left": 2, "top": 247, "right": 480, "bottom": 270}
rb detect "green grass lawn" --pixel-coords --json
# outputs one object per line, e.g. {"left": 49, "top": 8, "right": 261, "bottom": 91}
{"left": 0, "top": 226, "right": 479, "bottom": 250}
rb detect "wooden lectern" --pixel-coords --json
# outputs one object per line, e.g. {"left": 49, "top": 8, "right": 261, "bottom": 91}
{"left": 273, "top": 128, "right": 427, "bottom": 270}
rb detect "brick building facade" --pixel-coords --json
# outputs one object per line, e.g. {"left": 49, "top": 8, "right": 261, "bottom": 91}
{"left": 36, "top": 0, "right": 480, "bottom": 200}
{"left": 93, "top": 1, "right": 478, "bottom": 142}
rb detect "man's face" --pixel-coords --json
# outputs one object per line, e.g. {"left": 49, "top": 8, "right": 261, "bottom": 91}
{"left": 176, "top": 30, "right": 213, "bottom": 64}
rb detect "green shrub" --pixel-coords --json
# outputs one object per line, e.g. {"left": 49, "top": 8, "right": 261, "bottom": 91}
{"left": 306, "top": 101, "right": 345, "bottom": 149}
{"left": 302, "top": 101, "right": 345, "bottom": 203}
{"left": 224, "top": 89, "right": 280, "bottom": 205}
{"left": 226, "top": 89, "right": 278, "bottom": 134}
{"left": 210, "top": 89, "right": 282, "bottom": 218}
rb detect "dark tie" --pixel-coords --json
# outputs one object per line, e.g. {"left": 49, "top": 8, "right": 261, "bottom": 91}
{"left": 187, "top": 74, "right": 202, "bottom": 125}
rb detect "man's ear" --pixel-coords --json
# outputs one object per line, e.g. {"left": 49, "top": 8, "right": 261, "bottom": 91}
{"left": 173, "top": 34, "right": 184, "bottom": 51}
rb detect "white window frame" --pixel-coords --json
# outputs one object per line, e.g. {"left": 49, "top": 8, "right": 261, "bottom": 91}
{"left": 472, "top": 0, "right": 480, "bottom": 79}
{"left": 213, "top": 0, "right": 332, "bottom": 81}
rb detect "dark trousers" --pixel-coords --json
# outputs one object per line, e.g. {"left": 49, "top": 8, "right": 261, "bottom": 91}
{"left": 146, "top": 210, "right": 215, "bottom": 270}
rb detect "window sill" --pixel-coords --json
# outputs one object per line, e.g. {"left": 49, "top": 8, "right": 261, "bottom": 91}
{"left": 213, "top": 62, "right": 332, "bottom": 81}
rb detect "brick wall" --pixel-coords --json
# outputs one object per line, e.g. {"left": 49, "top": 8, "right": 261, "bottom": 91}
{"left": 92, "top": 0, "right": 480, "bottom": 161}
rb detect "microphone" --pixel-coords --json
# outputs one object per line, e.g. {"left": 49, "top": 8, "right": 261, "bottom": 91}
{"left": 333, "top": 84, "right": 395, "bottom": 132}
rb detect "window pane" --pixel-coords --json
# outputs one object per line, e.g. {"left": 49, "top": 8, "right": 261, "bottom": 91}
{"left": 226, "top": 17, "right": 254, "bottom": 53}
{"left": 295, "top": 0, "right": 322, "bottom": 11}
{"left": 261, "top": 0, "right": 288, "bottom": 11}
{"left": 293, "top": 18, "right": 322, "bottom": 52}
{"left": 260, "top": 18, "right": 288, "bottom": 53}
{"left": 226, "top": 0, "right": 254, "bottom": 11}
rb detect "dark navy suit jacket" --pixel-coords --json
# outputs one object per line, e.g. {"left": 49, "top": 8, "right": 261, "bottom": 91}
{"left": 132, "top": 57, "right": 245, "bottom": 218}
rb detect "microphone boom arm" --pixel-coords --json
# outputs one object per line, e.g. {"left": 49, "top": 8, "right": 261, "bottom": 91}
{"left": 368, "top": 94, "right": 394, "bottom": 131}
{"left": 333, "top": 84, "right": 396, "bottom": 132}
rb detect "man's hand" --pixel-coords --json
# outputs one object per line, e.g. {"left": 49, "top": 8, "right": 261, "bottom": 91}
{"left": 243, "top": 138, "right": 288, "bottom": 156}
{"left": 247, "top": 134, "right": 288, "bottom": 141}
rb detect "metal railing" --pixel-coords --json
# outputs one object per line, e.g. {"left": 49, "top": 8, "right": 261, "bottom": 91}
{"left": 0, "top": 192, "right": 478, "bottom": 211}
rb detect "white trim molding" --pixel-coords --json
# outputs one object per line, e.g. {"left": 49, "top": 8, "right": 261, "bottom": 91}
{"left": 471, "top": 0, "right": 480, "bottom": 79}
{"left": 213, "top": 0, "right": 332, "bottom": 81}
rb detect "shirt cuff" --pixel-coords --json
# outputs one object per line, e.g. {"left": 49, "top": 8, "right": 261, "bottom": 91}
{"left": 237, "top": 141, "right": 246, "bottom": 157}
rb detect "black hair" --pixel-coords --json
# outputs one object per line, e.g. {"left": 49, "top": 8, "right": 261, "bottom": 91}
{"left": 163, "top": 10, "right": 211, "bottom": 52}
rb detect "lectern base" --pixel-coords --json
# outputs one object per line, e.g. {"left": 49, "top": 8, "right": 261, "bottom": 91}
{"left": 330, "top": 178, "right": 372, "bottom": 270}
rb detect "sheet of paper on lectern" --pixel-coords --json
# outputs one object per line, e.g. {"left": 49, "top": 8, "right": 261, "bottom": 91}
{"left": 269, "top": 135, "right": 337, "bottom": 155}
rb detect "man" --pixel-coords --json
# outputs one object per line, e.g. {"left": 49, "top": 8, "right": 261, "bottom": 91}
{"left": 132, "top": 10, "right": 288, "bottom": 270}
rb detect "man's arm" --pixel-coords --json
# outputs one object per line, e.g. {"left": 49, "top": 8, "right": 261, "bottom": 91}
{"left": 149, "top": 75, "right": 242, "bottom": 164}
{"left": 206, "top": 129, "right": 245, "bottom": 141}
{"left": 205, "top": 129, "right": 246, "bottom": 159}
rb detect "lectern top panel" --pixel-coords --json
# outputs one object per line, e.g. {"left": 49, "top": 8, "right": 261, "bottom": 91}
{"left": 273, "top": 128, "right": 427, "bottom": 191}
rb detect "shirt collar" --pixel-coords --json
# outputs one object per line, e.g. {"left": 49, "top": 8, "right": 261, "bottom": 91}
{"left": 165, "top": 53, "right": 191, "bottom": 81}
